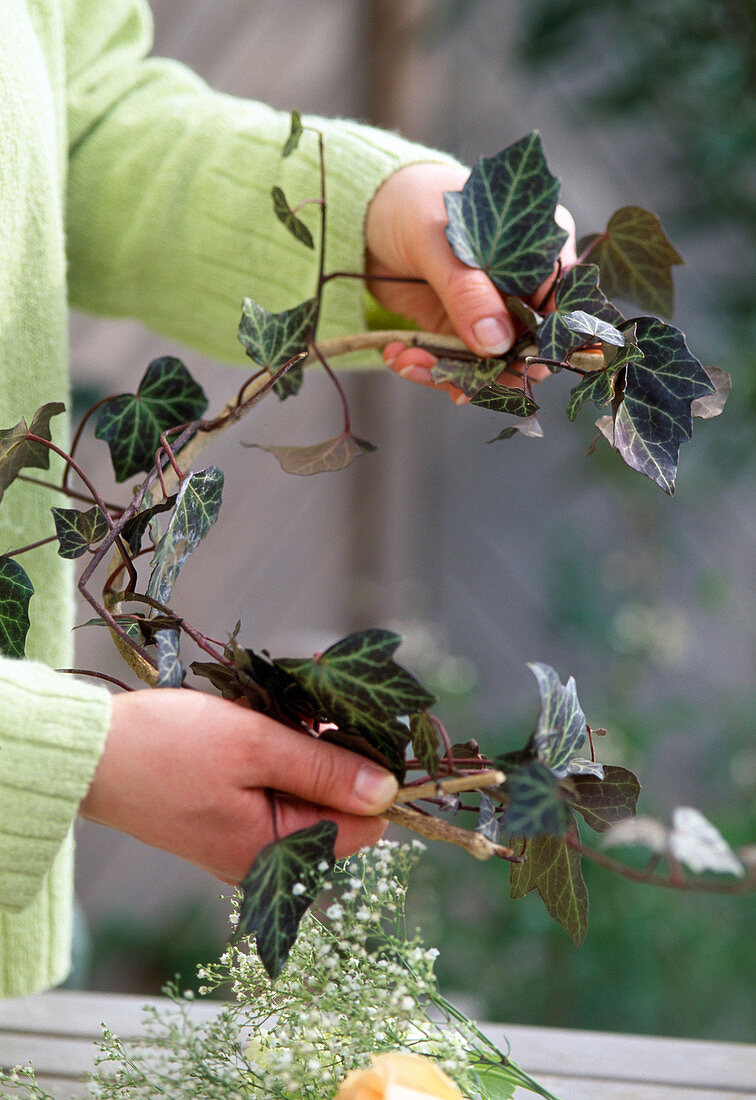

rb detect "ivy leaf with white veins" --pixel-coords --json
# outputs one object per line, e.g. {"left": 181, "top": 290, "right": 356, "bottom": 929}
{"left": 272, "top": 186, "right": 315, "bottom": 249}
{"left": 578, "top": 206, "right": 683, "bottom": 318}
{"left": 0, "top": 556, "right": 34, "bottom": 658}
{"left": 430, "top": 355, "right": 503, "bottom": 397}
{"left": 94, "top": 358, "right": 207, "bottom": 483}
{"left": 477, "top": 791, "right": 502, "bottom": 844}
{"left": 238, "top": 297, "right": 318, "bottom": 374}
{"left": 562, "top": 311, "right": 626, "bottom": 347}
{"left": 410, "top": 711, "right": 442, "bottom": 777}
{"left": 248, "top": 433, "right": 376, "bottom": 476}
{"left": 51, "top": 505, "right": 109, "bottom": 559}
{"left": 510, "top": 828, "right": 588, "bottom": 946}
{"left": 566, "top": 370, "right": 614, "bottom": 422}
{"left": 526, "top": 662, "right": 587, "bottom": 777}
{"left": 0, "top": 403, "right": 66, "bottom": 503}
{"left": 146, "top": 467, "right": 224, "bottom": 605}
{"left": 536, "top": 265, "right": 624, "bottom": 364}
{"left": 503, "top": 762, "right": 571, "bottom": 837}
{"left": 469, "top": 382, "right": 538, "bottom": 418}
{"left": 603, "top": 807, "right": 744, "bottom": 878}
{"left": 612, "top": 316, "right": 716, "bottom": 494}
{"left": 487, "top": 414, "right": 544, "bottom": 443}
{"left": 444, "top": 132, "right": 568, "bottom": 296}
{"left": 155, "top": 628, "right": 186, "bottom": 688}
{"left": 237, "top": 821, "right": 337, "bottom": 979}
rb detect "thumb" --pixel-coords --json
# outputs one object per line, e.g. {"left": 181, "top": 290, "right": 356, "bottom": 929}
{"left": 437, "top": 263, "right": 516, "bottom": 358}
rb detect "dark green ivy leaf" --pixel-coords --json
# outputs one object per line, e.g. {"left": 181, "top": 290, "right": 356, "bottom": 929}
{"left": 146, "top": 467, "right": 224, "bottom": 605}
{"left": 566, "top": 370, "right": 614, "bottom": 422}
{"left": 527, "top": 662, "right": 587, "bottom": 776}
{"left": 469, "top": 382, "right": 538, "bottom": 418}
{"left": 537, "top": 265, "right": 624, "bottom": 364}
{"left": 76, "top": 615, "right": 145, "bottom": 644}
{"left": 577, "top": 206, "right": 684, "bottom": 318}
{"left": 509, "top": 828, "right": 588, "bottom": 946}
{"left": 237, "top": 821, "right": 337, "bottom": 979}
{"left": 0, "top": 556, "right": 34, "bottom": 658}
{"left": 272, "top": 186, "right": 315, "bottom": 249}
{"left": 503, "top": 762, "right": 571, "bottom": 837}
{"left": 50, "top": 505, "right": 109, "bottom": 559}
{"left": 120, "top": 494, "right": 177, "bottom": 556}
{"left": 238, "top": 297, "right": 318, "bottom": 374}
{"left": 155, "top": 628, "right": 186, "bottom": 688}
{"left": 612, "top": 316, "right": 716, "bottom": 494}
{"left": 272, "top": 361, "right": 305, "bottom": 401}
{"left": 94, "top": 358, "right": 207, "bottom": 482}
{"left": 248, "top": 432, "right": 376, "bottom": 476}
{"left": 430, "top": 355, "right": 503, "bottom": 397}
{"left": 444, "top": 132, "right": 568, "bottom": 296}
{"left": 569, "top": 765, "right": 641, "bottom": 833}
{"left": 0, "top": 403, "right": 66, "bottom": 503}
{"left": 282, "top": 109, "right": 304, "bottom": 157}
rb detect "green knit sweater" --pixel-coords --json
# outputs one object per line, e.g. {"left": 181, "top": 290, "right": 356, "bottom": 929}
{"left": 0, "top": 0, "right": 455, "bottom": 997}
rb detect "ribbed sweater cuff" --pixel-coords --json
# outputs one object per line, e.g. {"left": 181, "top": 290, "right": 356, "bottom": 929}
{"left": 0, "top": 659, "right": 111, "bottom": 912}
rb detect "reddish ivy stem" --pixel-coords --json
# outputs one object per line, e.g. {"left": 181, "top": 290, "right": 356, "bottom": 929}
{"left": 16, "top": 473, "right": 124, "bottom": 514}
{"left": 2, "top": 534, "right": 60, "bottom": 558}
{"left": 309, "top": 341, "right": 351, "bottom": 434}
{"left": 25, "top": 434, "right": 115, "bottom": 530}
{"left": 61, "top": 394, "right": 113, "bottom": 493}
{"left": 56, "top": 668, "right": 135, "bottom": 692}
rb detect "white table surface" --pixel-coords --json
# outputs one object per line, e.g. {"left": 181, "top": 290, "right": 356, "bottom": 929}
{"left": 1, "top": 990, "right": 754, "bottom": 1099}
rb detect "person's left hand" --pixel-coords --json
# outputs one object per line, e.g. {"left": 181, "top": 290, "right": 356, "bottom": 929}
{"left": 365, "top": 162, "right": 576, "bottom": 403}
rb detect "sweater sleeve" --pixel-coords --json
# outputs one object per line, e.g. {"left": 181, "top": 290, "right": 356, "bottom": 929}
{"left": 0, "top": 657, "right": 111, "bottom": 912}
{"left": 63, "top": 0, "right": 460, "bottom": 366}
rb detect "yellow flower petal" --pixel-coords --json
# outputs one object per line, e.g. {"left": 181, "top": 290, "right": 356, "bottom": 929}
{"left": 333, "top": 1052, "right": 465, "bottom": 1100}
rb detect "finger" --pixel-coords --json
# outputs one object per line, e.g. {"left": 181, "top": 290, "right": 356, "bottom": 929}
{"left": 383, "top": 343, "right": 469, "bottom": 404}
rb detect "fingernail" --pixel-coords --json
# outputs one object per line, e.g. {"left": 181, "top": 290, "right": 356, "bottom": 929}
{"left": 471, "top": 317, "right": 514, "bottom": 355}
{"left": 384, "top": 356, "right": 397, "bottom": 370}
{"left": 399, "top": 363, "right": 433, "bottom": 385}
{"left": 454, "top": 391, "right": 470, "bottom": 405}
{"left": 354, "top": 764, "right": 398, "bottom": 809}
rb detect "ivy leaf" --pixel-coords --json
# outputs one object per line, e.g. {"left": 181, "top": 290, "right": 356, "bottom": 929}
{"left": 562, "top": 310, "right": 626, "bottom": 346}
{"left": 569, "top": 765, "right": 641, "bottom": 833}
{"left": 487, "top": 414, "right": 544, "bottom": 443}
{"left": 272, "top": 186, "right": 315, "bottom": 250}
{"left": 537, "top": 265, "right": 623, "bottom": 363}
{"left": 444, "top": 132, "right": 568, "bottom": 296}
{"left": 94, "top": 358, "right": 207, "bottom": 483}
{"left": 120, "top": 495, "right": 177, "bottom": 556}
{"left": 612, "top": 317, "right": 716, "bottom": 494}
{"left": 273, "top": 361, "right": 305, "bottom": 401}
{"left": 477, "top": 791, "right": 502, "bottom": 844}
{"left": 155, "top": 628, "right": 186, "bottom": 688}
{"left": 238, "top": 297, "right": 318, "bottom": 373}
{"left": 510, "top": 829, "right": 588, "bottom": 946}
{"left": 691, "top": 365, "right": 731, "bottom": 420}
{"left": 526, "top": 662, "right": 587, "bottom": 777}
{"left": 505, "top": 295, "right": 543, "bottom": 334}
{"left": 503, "top": 762, "right": 571, "bottom": 837}
{"left": 249, "top": 432, "right": 376, "bottom": 476}
{"left": 319, "top": 721, "right": 409, "bottom": 782}
{"left": 0, "top": 556, "right": 34, "bottom": 658}
{"left": 603, "top": 808, "right": 744, "bottom": 878}
{"left": 0, "top": 403, "right": 66, "bottom": 503}
{"left": 76, "top": 615, "right": 145, "bottom": 644}
{"left": 50, "top": 505, "right": 109, "bottom": 559}
{"left": 566, "top": 370, "right": 614, "bottom": 422}
{"left": 410, "top": 711, "right": 442, "bottom": 777}
{"left": 565, "top": 758, "right": 605, "bottom": 779}
{"left": 577, "top": 206, "right": 684, "bottom": 318}
{"left": 282, "top": 109, "right": 303, "bottom": 157}
{"left": 237, "top": 821, "right": 337, "bottom": 979}
{"left": 146, "top": 467, "right": 224, "bottom": 605}
{"left": 469, "top": 382, "right": 538, "bottom": 418}
{"left": 430, "top": 355, "right": 503, "bottom": 396}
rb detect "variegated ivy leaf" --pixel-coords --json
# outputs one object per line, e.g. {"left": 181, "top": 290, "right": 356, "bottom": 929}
{"left": 691, "top": 365, "right": 731, "bottom": 420}
{"left": 487, "top": 413, "right": 544, "bottom": 443}
{"left": 469, "top": 382, "right": 538, "bottom": 418}
{"left": 0, "top": 403, "right": 66, "bottom": 503}
{"left": 271, "top": 186, "right": 315, "bottom": 249}
{"left": 526, "top": 662, "right": 587, "bottom": 776}
{"left": 276, "top": 629, "right": 435, "bottom": 780}
{"left": 569, "top": 765, "right": 641, "bottom": 834}
{"left": 249, "top": 432, "right": 376, "bottom": 476}
{"left": 282, "top": 109, "right": 304, "bottom": 157}
{"left": 430, "top": 355, "right": 503, "bottom": 397}
{"left": 0, "top": 555, "right": 34, "bottom": 658}
{"left": 603, "top": 808, "right": 744, "bottom": 878}
{"left": 536, "top": 265, "right": 624, "bottom": 364}
{"left": 562, "top": 310, "right": 626, "bottom": 346}
{"left": 510, "top": 828, "right": 588, "bottom": 946}
{"left": 238, "top": 296, "right": 318, "bottom": 374}
{"left": 566, "top": 758, "right": 605, "bottom": 779}
{"left": 476, "top": 791, "right": 501, "bottom": 844}
{"left": 612, "top": 317, "right": 716, "bottom": 494}
{"left": 272, "top": 361, "right": 305, "bottom": 401}
{"left": 566, "top": 370, "right": 614, "bottom": 422}
{"left": 147, "top": 467, "right": 224, "bottom": 605}
{"left": 94, "top": 358, "right": 208, "bottom": 483}
{"left": 444, "top": 132, "right": 568, "bottom": 296}
{"left": 237, "top": 821, "right": 337, "bottom": 979}
{"left": 577, "top": 206, "right": 684, "bottom": 318}
{"left": 503, "top": 761, "right": 571, "bottom": 837}
{"left": 155, "top": 628, "right": 186, "bottom": 688}
{"left": 50, "top": 505, "right": 109, "bottom": 559}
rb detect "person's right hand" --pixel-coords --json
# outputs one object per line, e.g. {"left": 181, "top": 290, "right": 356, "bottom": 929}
{"left": 78, "top": 689, "right": 398, "bottom": 883}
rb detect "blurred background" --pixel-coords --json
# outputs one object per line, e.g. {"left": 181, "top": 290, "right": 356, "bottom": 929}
{"left": 70, "top": 0, "right": 755, "bottom": 1040}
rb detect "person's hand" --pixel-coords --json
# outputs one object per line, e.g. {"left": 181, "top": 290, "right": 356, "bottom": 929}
{"left": 365, "top": 162, "right": 576, "bottom": 402}
{"left": 78, "top": 689, "right": 398, "bottom": 883}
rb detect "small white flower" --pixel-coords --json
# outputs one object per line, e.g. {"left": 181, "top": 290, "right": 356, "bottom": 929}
{"left": 291, "top": 882, "right": 307, "bottom": 896}
{"left": 325, "top": 903, "right": 343, "bottom": 921}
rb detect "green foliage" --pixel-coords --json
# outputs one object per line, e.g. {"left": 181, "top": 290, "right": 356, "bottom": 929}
{"left": 146, "top": 467, "right": 224, "bottom": 605}
{"left": 536, "top": 264, "right": 623, "bottom": 362}
{"left": 0, "top": 556, "right": 34, "bottom": 658}
{"left": 510, "top": 829, "right": 589, "bottom": 946}
{"left": 0, "top": 402, "right": 65, "bottom": 503}
{"left": 94, "top": 357, "right": 207, "bottom": 482}
{"left": 155, "top": 628, "right": 186, "bottom": 688}
{"left": 237, "top": 296, "right": 318, "bottom": 374}
{"left": 271, "top": 185, "right": 315, "bottom": 249}
{"left": 50, "top": 504, "right": 108, "bottom": 559}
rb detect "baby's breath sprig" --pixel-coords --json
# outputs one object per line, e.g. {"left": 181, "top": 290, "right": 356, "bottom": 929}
{"left": 0, "top": 840, "right": 556, "bottom": 1100}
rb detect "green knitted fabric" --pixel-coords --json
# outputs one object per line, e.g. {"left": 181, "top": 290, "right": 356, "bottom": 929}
{"left": 0, "top": 0, "right": 457, "bottom": 997}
